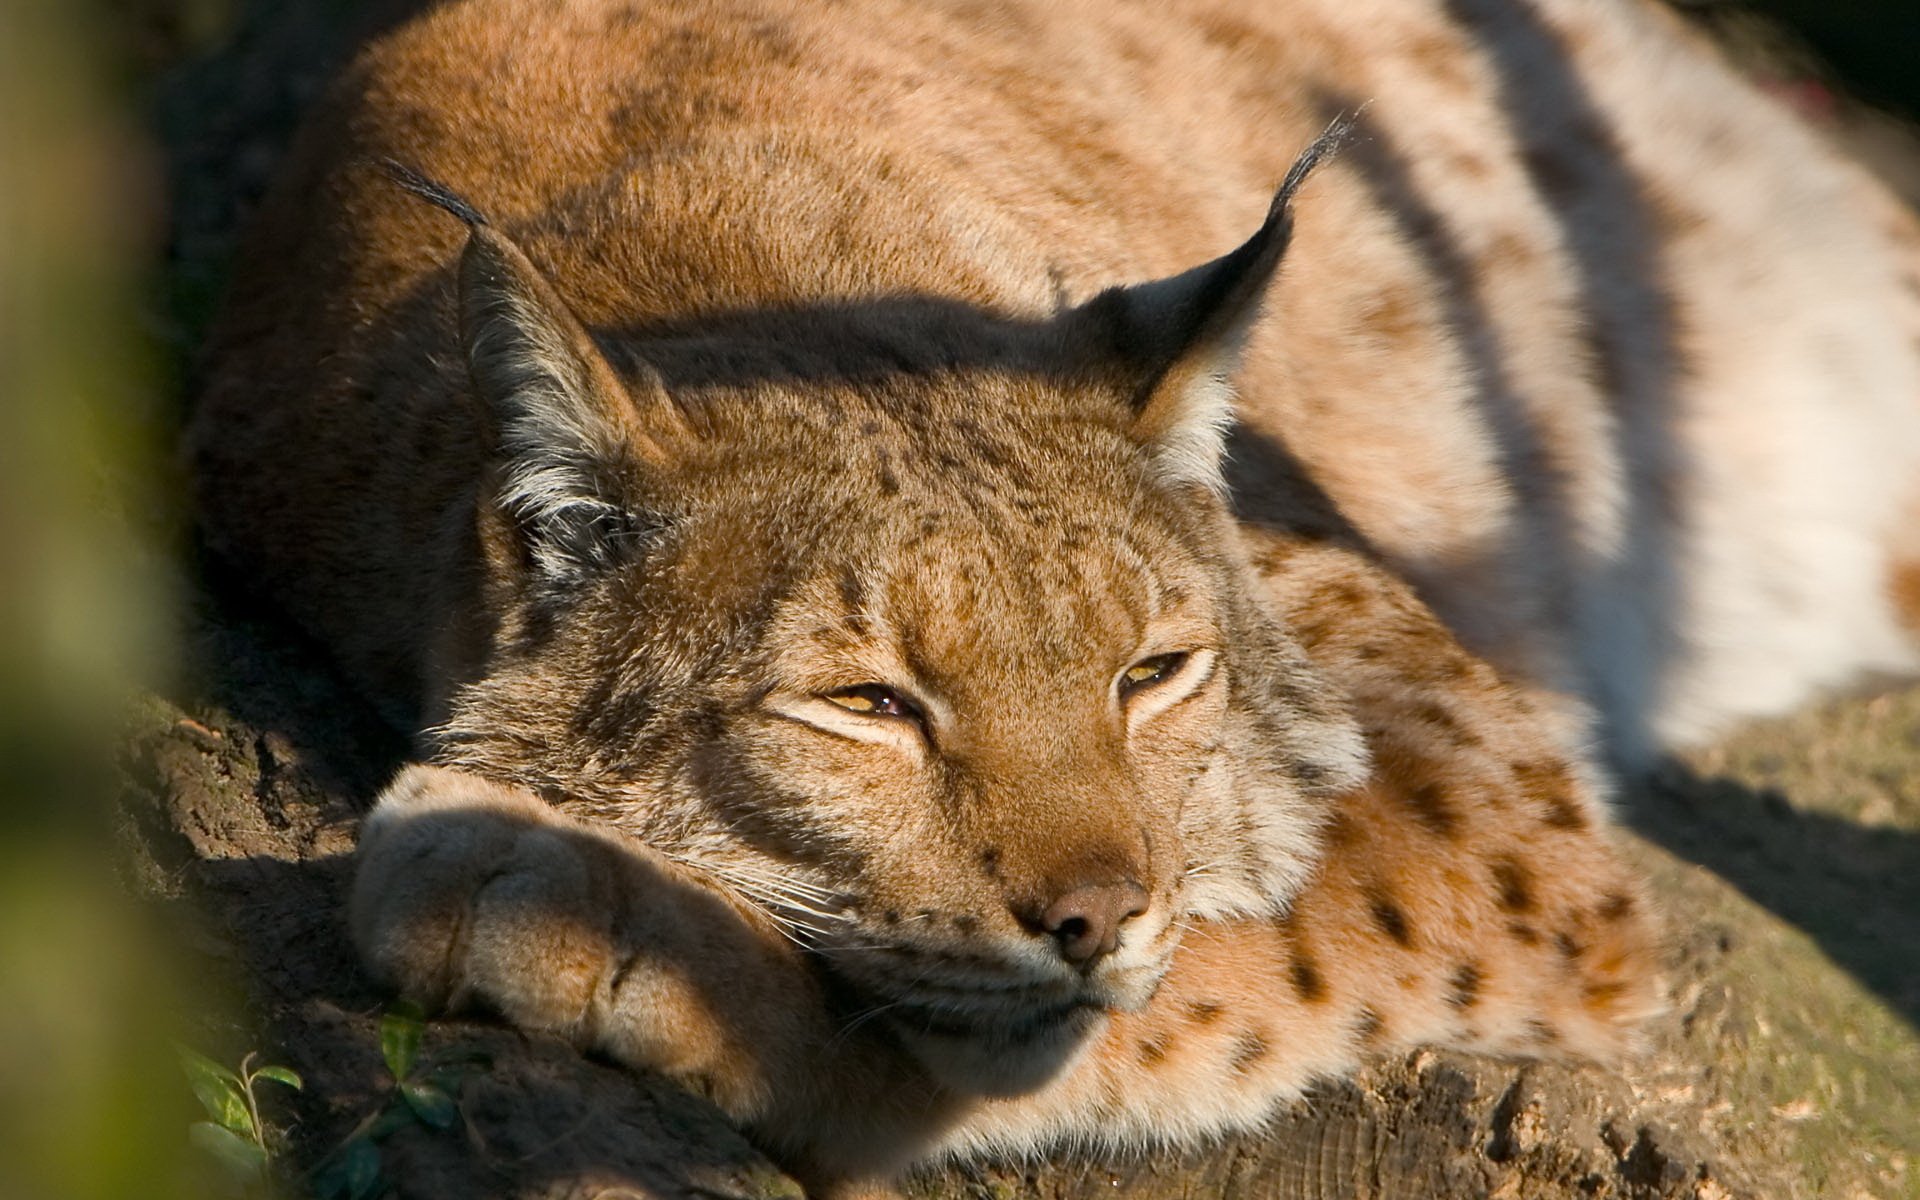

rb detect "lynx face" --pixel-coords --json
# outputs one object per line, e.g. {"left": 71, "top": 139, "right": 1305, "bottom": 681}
{"left": 416, "top": 159, "right": 1367, "bottom": 1092}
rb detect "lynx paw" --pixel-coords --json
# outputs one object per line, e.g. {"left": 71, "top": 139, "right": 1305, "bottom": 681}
{"left": 350, "top": 764, "right": 822, "bottom": 1119}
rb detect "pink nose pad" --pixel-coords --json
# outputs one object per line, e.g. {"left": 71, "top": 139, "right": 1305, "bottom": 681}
{"left": 1039, "top": 882, "right": 1149, "bottom": 966}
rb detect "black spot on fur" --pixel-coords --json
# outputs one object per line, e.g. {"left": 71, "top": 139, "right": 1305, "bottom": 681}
{"left": 1368, "top": 888, "right": 1413, "bottom": 947}
{"left": 1354, "top": 1006, "right": 1386, "bottom": 1046}
{"left": 1447, "top": 961, "right": 1482, "bottom": 1009}
{"left": 1186, "top": 1001, "right": 1224, "bottom": 1025}
{"left": 1584, "top": 978, "right": 1629, "bottom": 1008}
{"left": 1414, "top": 700, "right": 1478, "bottom": 747}
{"left": 979, "top": 847, "right": 1001, "bottom": 877}
{"left": 1492, "top": 858, "right": 1534, "bottom": 912}
{"left": 1597, "top": 892, "right": 1635, "bottom": 922}
{"left": 1507, "top": 920, "right": 1540, "bottom": 945}
{"left": 1543, "top": 796, "right": 1586, "bottom": 829}
{"left": 1291, "top": 953, "right": 1327, "bottom": 1003}
{"left": 1554, "top": 931, "right": 1583, "bottom": 961}
{"left": 1512, "top": 760, "right": 1585, "bottom": 829}
{"left": 1139, "top": 1034, "right": 1171, "bottom": 1065}
{"left": 1228, "top": 1030, "right": 1272, "bottom": 1073}
{"left": 1406, "top": 781, "right": 1461, "bottom": 838}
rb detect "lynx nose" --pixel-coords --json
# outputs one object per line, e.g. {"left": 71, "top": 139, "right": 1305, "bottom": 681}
{"left": 1038, "top": 882, "right": 1149, "bottom": 967}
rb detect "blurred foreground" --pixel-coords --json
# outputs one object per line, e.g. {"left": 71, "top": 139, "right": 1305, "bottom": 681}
{"left": 2, "top": 1, "right": 1916, "bottom": 1197}
{"left": 0, "top": 3, "right": 209, "bottom": 1198}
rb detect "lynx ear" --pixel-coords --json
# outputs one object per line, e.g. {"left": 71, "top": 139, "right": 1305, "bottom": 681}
{"left": 1075, "top": 120, "right": 1352, "bottom": 493}
{"left": 385, "top": 162, "right": 689, "bottom": 585}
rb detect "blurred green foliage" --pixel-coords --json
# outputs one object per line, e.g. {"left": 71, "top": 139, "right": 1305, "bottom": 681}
{"left": 0, "top": 0, "right": 206, "bottom": 1196}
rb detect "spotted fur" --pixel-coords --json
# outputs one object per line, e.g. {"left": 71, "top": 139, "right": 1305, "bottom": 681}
{"left": 190, "top": 0, "right": 1920, "bottom": 1194}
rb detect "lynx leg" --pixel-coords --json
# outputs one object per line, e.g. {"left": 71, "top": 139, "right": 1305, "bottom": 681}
{"left": 351, "top": 765, "right": 965, "bottom": 1193}
{"left": 353, "top": 766, "right": 831, "bottom": 1116}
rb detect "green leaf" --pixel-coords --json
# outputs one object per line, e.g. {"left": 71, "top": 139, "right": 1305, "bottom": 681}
{"left": 343, "top": 1137, "right": 384, "bottom": 1200}
{"left": 189, "top": 1120, "right": 267, "bottom": 1182}
{"left": 313, "top": 1135, "right": 382, "bottom": 1200}
{"left": 175, "top": 1044, "right": 242, "bottom": 1085}
{"left": 378, "top": 1002, "right": 424, "bottom": 1082}
{"left": 252, "top": 1064, "right": 303, "bottom": 1091}
{"left": 400, "top": 1079, "right": 457, "bottom": 1129}
{"left": 366, "top": 1100, "right": 418, "bottom": 1141}
{"left": 177, "top": 1047, "right": 254, "bottom": 1135}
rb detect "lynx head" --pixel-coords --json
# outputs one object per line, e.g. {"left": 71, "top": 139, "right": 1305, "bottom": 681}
{"left": 408, "top": 132, "right": 1368, "bottom": 1093}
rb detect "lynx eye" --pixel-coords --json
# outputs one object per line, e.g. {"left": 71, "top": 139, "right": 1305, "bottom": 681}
{"left": 824, "top": 684, "right": 923, "bottom": 721}
{"left": 1119, "top": 652, "right": 1190, "bottom": 698}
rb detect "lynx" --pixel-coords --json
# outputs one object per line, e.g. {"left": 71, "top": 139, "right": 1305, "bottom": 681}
{"left": 186, "top": 0, "right": 1920, "bottom": 1193}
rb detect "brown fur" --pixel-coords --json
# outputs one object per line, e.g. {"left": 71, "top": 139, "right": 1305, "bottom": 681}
{"left": 1894, "top": 558, "right": 1920, "bottom": 637}
{"left": 189, "top": 0, "right": 1920, "bottom": 1193}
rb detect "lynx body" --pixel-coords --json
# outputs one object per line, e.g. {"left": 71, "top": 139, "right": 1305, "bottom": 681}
{"left": 187, "top": 0, "right": 1920, "bottom": 1192}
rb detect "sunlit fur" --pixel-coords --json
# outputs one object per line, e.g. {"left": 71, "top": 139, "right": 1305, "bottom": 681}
{"left": 192, "top": 0, "right": 1920, "bottom": 1194}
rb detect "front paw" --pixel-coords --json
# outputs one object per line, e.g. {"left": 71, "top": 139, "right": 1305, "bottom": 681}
{"left": 350, "top": 765, "right": 616, "bottom": 1037}
{"left": 348, "top": 764, "right": 820, "bottom": 1120}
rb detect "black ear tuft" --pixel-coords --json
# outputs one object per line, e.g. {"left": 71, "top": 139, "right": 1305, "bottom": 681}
{"left": 1274, "top": 110, "right": 1361, "bottom": 217}
{"left": 384, "top": 159, "right": 688, "bottom": 589}
{"left": 1075, "top": 115, "right": 1359, "bottom": 491}
{"left": 378, "top": 158, "right": 491, "bottom": 228}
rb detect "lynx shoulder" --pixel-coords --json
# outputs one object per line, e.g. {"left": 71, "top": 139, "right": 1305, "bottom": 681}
{"left": 190, "top": 0, "right": 1920, "bottom": 1192}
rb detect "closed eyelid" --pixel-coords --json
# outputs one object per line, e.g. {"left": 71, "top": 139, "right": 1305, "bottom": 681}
{"left": 769, "top": 650, "right": 954, "bottom": 726}
{"left": 768, "top": 692, "right": 930, "bottom": 748}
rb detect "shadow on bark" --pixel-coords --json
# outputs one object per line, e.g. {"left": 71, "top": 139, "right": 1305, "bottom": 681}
{"left": 1624, "top": 763, "right": 1920, "bottom": 1029}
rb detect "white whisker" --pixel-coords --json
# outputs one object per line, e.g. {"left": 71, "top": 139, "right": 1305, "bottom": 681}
{"left": 657, "top": 849, "right": 855, "bottom": 947}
